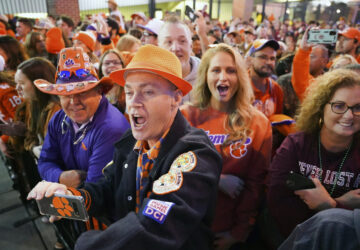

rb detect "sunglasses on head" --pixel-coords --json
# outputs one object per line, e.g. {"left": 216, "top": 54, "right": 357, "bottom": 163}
{"left": 58, "top": 69, "right": 90, "bottom": 80}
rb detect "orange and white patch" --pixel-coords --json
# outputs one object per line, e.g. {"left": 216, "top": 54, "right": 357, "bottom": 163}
{"left": 229, "top": 137, "right": 252, "bottom": 159}
{"left": 152, "top": 151, "right": 197, "bottom": 195}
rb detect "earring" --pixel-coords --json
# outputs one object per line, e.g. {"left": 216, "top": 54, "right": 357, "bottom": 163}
{"left": 319, "top": 117, "right": 323, "bottom": 126}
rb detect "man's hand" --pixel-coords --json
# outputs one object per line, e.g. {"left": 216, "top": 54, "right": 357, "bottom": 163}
{"left": 295, "top": 178, "right": 336, "bottom": 210}
{"left": 300, "top": 25, "right": 316, "bottom": 51}
{"left": 218, "top": 174, "right": 244, "bottom": 199}
{"left": 214, "top": 231, "right": 239, "bottom": 250}
{"left": 27, "top": 181, "right": 69, "bottom": 200}
{"left": 335, "top": 189, "right": 360, "bottom": 209}
{"left": 59, "top": 170, "right": 86, "bottom": 188}
{"left": 194, "top": 11, "right": 210, "bottom": 53}
{"left": 194, "top": 11, "right": 206, "bottom": 36}
{"left": 27, "top": 181, "right": 73, "bottom": 222}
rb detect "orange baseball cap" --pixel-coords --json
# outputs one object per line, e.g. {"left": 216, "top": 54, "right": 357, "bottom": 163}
{"left": 34, "top": 47, "right": 113, "bottom": 96}
{"left": 110, "top": 45, "right": 192, "bottom": 95}
{"left": 339, "top": 27, "right": 360, "bottom": 41}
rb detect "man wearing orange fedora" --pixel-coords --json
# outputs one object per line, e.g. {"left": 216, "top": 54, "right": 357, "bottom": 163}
{"left": 34, "top": 47, "right": 129, "bottom": 187}
{"left": 28, "top": 45, "right": 222, "bottom": 249}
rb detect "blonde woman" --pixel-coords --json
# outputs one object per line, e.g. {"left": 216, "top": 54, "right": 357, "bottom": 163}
{"left": 181, "top": 44, "right": 272, "bottom": 249}
{"left": 268, "top": 69, "right": 360, "bottom": 239}
{"left": 116, "top": 34, "right": 141, "bottom": 53}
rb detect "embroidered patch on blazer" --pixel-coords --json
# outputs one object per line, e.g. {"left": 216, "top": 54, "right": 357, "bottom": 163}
{"left": 143, "top": 199, "right": 174, "bottom": 224}
{"left": 170, "top": 151, "right": 197, "bottom": 172}
{"left": 152, "top": 151, "right": 197, "bottom": 195}
{"left": 152, "top": 171, "right": 183, "bottom": 194}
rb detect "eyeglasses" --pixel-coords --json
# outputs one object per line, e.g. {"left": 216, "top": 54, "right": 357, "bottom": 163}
{"left": 328, "top": 101, "right": 360, "bottom": 116}
{"left": 58, "top": 69, "right": 90, "bottom": 80}
{"left": 254, "top": 54, "right": 276, "bottom": 62}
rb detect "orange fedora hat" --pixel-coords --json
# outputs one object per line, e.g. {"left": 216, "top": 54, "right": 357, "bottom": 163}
{"left": 34, "top": 47, "right": 113, "bottom": 96}
{"left": 109, "top": 44, "right": 192, "bottom": 96}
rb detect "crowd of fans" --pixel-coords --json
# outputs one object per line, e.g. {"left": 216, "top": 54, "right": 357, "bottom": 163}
{"left": 0, "top": 1, "right": 360, "bottom": 249}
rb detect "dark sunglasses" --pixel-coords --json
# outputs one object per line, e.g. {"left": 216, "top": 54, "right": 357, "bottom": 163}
{"left": 58, "top": 69, "right": 90, "bottom": 80}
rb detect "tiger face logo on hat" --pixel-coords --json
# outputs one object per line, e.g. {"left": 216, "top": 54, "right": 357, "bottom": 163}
{"left": 34, "top": 47, "right": 114, "bottom": 96}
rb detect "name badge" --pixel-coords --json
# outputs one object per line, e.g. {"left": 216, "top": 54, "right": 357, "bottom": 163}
{"left": 142, "top": 199, "right": 174, "bottom": 224}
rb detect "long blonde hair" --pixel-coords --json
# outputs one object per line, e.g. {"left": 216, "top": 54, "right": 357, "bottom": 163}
{"left": 116, "top": 35, "right": 141, "bottom": 52}
{"left": 296, "top": 69, "right": 360, "bottom": 138}
{"left": 192, "top": 43, "right": 255, "bottom": 145}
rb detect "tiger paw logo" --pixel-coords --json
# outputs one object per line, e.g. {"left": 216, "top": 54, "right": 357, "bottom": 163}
{"left": 230, "top": 137, "right": 252, "bottom": 159}
{"left": 65, "top": 58, "right": 75, "bottom": 67}
{"left": 52, "top": 196, "right": 74, "bottom": 217}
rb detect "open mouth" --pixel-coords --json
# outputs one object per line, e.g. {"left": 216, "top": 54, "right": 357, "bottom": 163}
{"left": 217, "top": 84, "right": 230, "bottom": 97}
{"left": 132, "top": 114, "right": 146, "bottom": 128}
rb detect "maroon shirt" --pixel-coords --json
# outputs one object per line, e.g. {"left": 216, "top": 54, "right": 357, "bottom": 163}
{"left": 267, "top": 132, "right": 360, "bottom": 237}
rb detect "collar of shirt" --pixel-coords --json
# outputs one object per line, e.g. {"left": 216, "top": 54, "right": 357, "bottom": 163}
{"left": 71, "top": 116, "right": 94, "bottom": 134}
{"left": 133, "top": 128, "right": 170, "bottom": 160}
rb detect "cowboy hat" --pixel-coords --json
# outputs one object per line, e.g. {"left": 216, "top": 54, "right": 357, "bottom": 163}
{"left": 34, "top": 47, "right": 113, "bottom": 96}
{"left": 109, "top": 44, "right": 192, "bottom": 95}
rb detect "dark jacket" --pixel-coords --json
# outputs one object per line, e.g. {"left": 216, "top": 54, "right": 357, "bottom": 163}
{"left": 74, "top": 111, "right": 223, "bottom": 250}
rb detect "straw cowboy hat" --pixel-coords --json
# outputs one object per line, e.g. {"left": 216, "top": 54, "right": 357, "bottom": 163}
{"left": 34, "top": 47, "right": 113, "bottom": 95}
{"left": 109, "top": 44, "right": 192, "bottom": 95}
